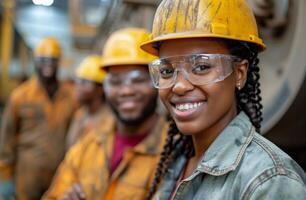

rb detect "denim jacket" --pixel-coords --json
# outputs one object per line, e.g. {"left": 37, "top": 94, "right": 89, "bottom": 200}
{"left": 155, "top": 112, "right": 306, "bottom": 200}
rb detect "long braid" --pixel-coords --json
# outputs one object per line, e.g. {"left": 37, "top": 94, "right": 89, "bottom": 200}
{"left": 146, "top": 118, "right": 194, "bottom": 199}
{"left": 146, "top": 118, "right": 178, "bottom": 199}
{"left": 227, "top": 41, "right": 263, "bottom": 132}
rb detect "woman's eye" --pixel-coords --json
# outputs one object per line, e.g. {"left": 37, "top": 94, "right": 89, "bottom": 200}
{"left": 192, "top": 64, "right": 212, "bottom": 74}
{"left": 160, "top": 67, "right": 174, "bottom": 78}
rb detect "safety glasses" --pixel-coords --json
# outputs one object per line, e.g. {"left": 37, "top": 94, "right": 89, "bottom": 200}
{"left": 75, "top": 78, "right": 98, "bottom": 89}
{"left": 148, "top": 54, "right": 241, "bottom": 89}
{"left": 104, "top": 70, "right": 152, "bottom": 91}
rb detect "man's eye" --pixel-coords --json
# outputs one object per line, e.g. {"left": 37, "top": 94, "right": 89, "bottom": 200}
{"left": 192, "top": 64, "right": 212, "bottom": 74}
{"left": 131, "top": 77, "right": 147, "bottom": 83}
{"left": 160, "top": 67, "right": 174, "bottom": 78}
{"left": 109, "top": 79, "right": 121, "bottom": 85}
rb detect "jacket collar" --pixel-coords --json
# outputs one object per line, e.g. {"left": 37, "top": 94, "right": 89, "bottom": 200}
{"left": 196, "top": 112, "right": 255, "bottom": 176}
{"left": 30, "top": 76, "right": 68, "bottom": 101}
{"left": 97, "top": 115, "right": 168, "bottom": 156}
{"left": 132, "top": 116, "right": 167, "bottom": 155}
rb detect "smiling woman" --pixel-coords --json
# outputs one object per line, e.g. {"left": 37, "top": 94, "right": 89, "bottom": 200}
{"left": 141, "top": 0, "right": 306, "bottom": 199}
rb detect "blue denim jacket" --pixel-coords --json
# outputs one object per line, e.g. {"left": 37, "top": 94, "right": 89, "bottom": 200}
{"left": 155, "top": 112, "right": 306, "bottom": 200}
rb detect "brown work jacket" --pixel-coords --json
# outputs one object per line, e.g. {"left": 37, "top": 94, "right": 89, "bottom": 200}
{"left": 0, "top": 77, "right": 77, "bottom": 200}
{"left": 65, "top": 105, "right": 113, "bottom": 149}
{"left": 42, "top": 115, "right": 168, "bottom": 200}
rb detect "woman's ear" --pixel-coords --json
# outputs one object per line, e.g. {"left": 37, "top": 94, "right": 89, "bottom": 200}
{"left": 234, "top": 59, "right": 249, "bottom": 90}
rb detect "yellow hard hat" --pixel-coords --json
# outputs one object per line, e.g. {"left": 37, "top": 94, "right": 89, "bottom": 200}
{"left": 34, "top": 37, "right": 61, "bottom": 58}
{"left": 102, "top": 28, "right": 157, "bottom": 68}
{"left": 76, "top": 55, "right": 106, "bottom": 84}
{"left": 141, "top": 0, "right": 266, "bottom": 56}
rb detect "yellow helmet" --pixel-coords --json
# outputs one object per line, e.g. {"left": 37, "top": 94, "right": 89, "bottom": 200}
{"left": 76, "top": 55, "right": 106, "bottom": 84}
{"left": 34, "top": 37, "right": 61, "bottom": 58}
{"left": 102, "top": 28, "right": 157, "bottom": 68}
{"left": 141, "top": 0, "right": 266, "bottom": 56}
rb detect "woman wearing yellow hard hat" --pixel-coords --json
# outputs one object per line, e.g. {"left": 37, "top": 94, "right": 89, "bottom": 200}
{"left": 141, "top": 0, "right": 306, "bottom": 199}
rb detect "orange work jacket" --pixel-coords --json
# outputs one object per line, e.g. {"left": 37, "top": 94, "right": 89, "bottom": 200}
{"left": 65, "top": 105, "right": 113, "bottom": 149}
{"left": 43, "top": 116, "right": 168, "bottom": 200}
{"left": 0, "top": 77, "right": 77, "bottom": 200}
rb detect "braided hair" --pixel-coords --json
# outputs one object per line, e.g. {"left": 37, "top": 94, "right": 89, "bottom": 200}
{"left": 146, "top": 40, "right": 263, "bottom": 199}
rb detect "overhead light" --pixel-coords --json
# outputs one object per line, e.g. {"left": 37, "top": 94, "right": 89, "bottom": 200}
{"left": 32, "top": 0, "right": 54, "bottom": 6}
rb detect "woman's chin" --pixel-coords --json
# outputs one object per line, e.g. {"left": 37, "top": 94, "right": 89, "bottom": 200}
{"left": 175, "top": 121, "right": 203, "bottom": 136}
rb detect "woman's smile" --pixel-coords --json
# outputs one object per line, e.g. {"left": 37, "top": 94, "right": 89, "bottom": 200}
{"left": 170, "top": 99, "right": 207, "bottom": 121}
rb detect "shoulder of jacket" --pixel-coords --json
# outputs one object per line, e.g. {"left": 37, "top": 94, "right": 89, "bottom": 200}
{"left": 239, "top": 133, "right": 306, "bottom": 199}
{"left": 9, "top": 79, "right": 35, "bottom": 102}
{"left": 241, "top": 166, "right": 306, "bottom": 200}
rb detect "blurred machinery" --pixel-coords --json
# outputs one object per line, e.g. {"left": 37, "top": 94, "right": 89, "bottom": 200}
{"left": 246, "top": 0, "right": 306, "bottom": 168}
{"left": 0, "top": 0, "right": 306, "bottom": 166}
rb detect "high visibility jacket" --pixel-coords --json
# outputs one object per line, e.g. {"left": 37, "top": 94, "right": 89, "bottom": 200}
{"left": 65, "top": 105, "right": 113, "bottom": 149}
{"left": 0, "top": 77, "right": 77, "bottom": 200}
{"left": 42, "top": 116, "right": 168, "bottom": 200}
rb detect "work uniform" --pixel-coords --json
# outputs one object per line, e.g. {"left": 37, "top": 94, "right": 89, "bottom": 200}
{"left": 42, "top": 116, "right": 167, "bottom": 200}
{"left": 155, "top": 112, "right": 306, "bottom": 200}
{"left": 66, "top": 105, "right": 112, "bottom": 149}
{"left": 0, "top": 77, "right": 77, "bottom": 200}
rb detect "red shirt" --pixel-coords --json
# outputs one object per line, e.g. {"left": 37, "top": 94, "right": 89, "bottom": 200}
{"left": 110, "top": 131, "right": 148, "bottom": 174}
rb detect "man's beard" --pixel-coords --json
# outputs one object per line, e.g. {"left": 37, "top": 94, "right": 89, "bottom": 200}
{"left": 107, "top": 94, "right": 158, "bottom": 126}
{"left": 36, "top": 68, "right": 57, "bottom": 84}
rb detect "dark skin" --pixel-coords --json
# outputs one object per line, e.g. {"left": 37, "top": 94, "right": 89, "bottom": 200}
{"left": 158, "top": 38, "right": 249, "bottom": 178}
{"left": 59, "top": 65, "right": 158, "bottom": 200}
{"left": 35, "top": 57, "right": 60, "bottom": 99}
{"left": 104, "top": 65, "right": 158, "bottom": 136}
{"left": 74, "top": 78, "right": 104, "bottom": 114}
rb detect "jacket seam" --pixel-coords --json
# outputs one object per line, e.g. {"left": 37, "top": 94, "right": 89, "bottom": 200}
{"left": 198, "top": 126, "right": 254, "bottom": 176}
{"left": 241, "top": 167, "right": 304, "bottom": 200}
{"left": 252, "top": 135, "right": 283, "bottom": 167}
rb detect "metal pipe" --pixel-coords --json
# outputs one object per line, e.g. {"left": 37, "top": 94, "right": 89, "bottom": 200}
{"left": 0, "top": 0, "right": 15, "bottom": 101}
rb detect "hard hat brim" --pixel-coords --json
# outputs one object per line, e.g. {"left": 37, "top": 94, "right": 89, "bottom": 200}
{"left": 101, "top": 59, "right": 152, "bottom": 69}
{"left": 141, "top": 33, "right": 266, "bottom": 56}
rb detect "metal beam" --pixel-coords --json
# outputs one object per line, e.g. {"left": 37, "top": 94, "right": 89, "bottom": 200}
{"left": 1, "top": 0, "right": 15, "bottom": 101}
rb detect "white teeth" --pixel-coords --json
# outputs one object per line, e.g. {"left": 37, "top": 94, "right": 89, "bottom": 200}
{"left": 175, "top": 102, "right": 203, "bottom": 111}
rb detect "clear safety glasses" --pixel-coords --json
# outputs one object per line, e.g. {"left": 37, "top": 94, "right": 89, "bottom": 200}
{"left": 74, "top": 78, "right": 98, "bottom": 89}
{"left": 148, "top": 54, "right": 241, "bottom": 89}
{"left": 104, "top": 70, "right": 152, "bottom": 91}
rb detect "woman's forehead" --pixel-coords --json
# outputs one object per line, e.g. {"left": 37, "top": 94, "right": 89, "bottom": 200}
{"left": 159, "top": 38, "right": 230, "bottom": 57}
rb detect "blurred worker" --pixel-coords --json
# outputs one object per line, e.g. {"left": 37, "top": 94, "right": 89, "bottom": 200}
{"left": 66, "top": 55, "right": 111, "bottom": 149}
{"left": 0, "top": 37, "right": 77, "bottom": 200}
{"left": 43, "top": 28, "right": 167, "bottom": 200}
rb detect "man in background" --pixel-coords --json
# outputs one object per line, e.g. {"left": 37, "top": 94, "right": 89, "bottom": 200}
{"left": 43, "top": 28, "right": 167, "bottom": 200}
{"left": 0, "top": 37, "right": 77, "bottom": 200}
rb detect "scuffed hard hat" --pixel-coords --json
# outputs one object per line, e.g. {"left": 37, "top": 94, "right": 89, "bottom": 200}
{"left": 141, "top": 0, "right": 266, "bottom": 56}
